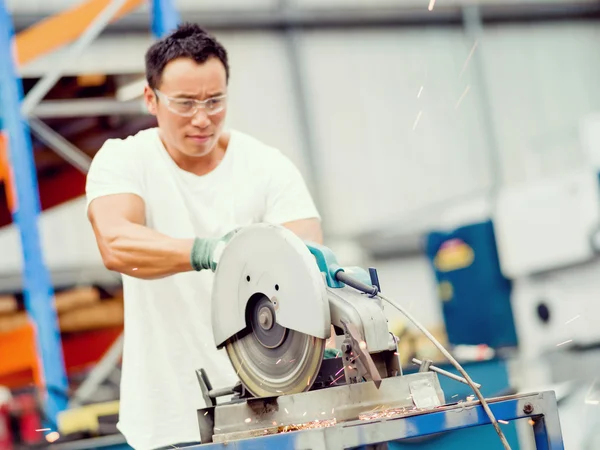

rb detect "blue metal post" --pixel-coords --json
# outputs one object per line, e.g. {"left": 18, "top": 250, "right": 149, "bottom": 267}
{"left": 0, "top": 0, "right": 68, "bottom": 427}
{"left": 150, "top": 0, "right": 181, "bottom": 38}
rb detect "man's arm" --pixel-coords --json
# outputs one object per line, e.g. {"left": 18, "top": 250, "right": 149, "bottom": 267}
{"left": 282, "top": 218, "right": 323, "bottom": 244}
{"left": 88, "top": 193, "right": 194, "bottom": 279}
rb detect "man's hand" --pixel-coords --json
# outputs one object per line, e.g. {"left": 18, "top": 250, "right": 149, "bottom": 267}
{"left": 190, "top": 229, "right": 239, "bottom": 272}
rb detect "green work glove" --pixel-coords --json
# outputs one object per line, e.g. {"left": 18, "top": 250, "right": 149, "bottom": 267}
{"left": 190, "top": 229, "right": 238, "bottom": 272}
{"left": 324, "top": 348, "right": 341, "bottom": 359}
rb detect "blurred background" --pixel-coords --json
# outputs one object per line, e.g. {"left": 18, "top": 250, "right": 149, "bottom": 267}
{"left": 1, "top": 0, "right": 600, "bottom": 449}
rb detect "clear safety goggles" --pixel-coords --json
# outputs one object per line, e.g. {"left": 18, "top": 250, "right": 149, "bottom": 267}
{"left": 154, "top": 89, "right": 227, "bottom": 117}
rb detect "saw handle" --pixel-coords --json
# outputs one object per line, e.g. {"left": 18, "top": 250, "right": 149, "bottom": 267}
{"left": 335, "top": 271, "right": 379, "bottom": 296}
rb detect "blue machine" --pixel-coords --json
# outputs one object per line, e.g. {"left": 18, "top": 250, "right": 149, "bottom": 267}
{"left": 425, "top": 220, "right": 519, "bottom": 349}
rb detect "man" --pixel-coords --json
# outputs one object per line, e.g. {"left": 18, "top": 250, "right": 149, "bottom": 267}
{"left": 85, "top": 23, "right": 322, "bottom": 450}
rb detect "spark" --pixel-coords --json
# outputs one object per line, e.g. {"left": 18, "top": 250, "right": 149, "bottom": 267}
{"left": 413, "top": 111, "right": 423, "bottom": 130}
{"left": 215, "top": 427, "right": 221, "bottom": 431}
{"left": 330, "top": 373, "right": 345, "bottom": 385}
{"left": 285, "top": 408, "right": 289, "bottom": 414}
{"left": 303, "top": 412, "right": 307, "bottom": 417}
{"left": 528, "top": 420, "right": 535, "bottom": 426}
{"left": 204, "top": 411, "right": 208, "bottom": 416}
{"left": 428, "top": 0, "right": 435, "bottom": 11}
{"left": 276, "top": 359, "right": 281, "bottom": 365}
{"left": 452, "top": 394, "right": 459, "bottom": 398}
{"left": 235, "top": 359, "right": 245, "bottom": 376}
{"left": 394, "top": 352, "right": 399, "bottom": 356}
{"left": 289, "top": 359, "right": 296, "bottom": 364}
{"left": 459, "top": 41, "right": 478, "bottom": 78}
{"left": 36, "top": 428, "right": 51, "bottom": 432}
{"left": 565, "top": 315, "right": 581, "bottom": 325}
{"left": 455, "top": 85, "right": 470, "bottom": 109}
{"left": 307, "top": 376, "right": 311, "bottom": 386}
{"left": 334, "top": 366, "right": 344, "bottom": 377}
{"left": 132, "top": 268, "right": 138, "bottom": 271}
{"left": 585, "top": 380, "right": 600, "bottom": 404}
{"left": 272, "top": 421, "right": 277, "bottom": 426}
{"left": 170, "top": 446, "right": 179, "bottom": 449}
{"left": 321, "top": 411, "right": 326, "bottom": 415}
{"left": 332, "top": 408, "right": 335, "bottom": 414}
{"left": 417, "top": 86, "right": 424, "bottom": 98}
{"left": 359, "top": 341, "right": 367, "bottom": 350}
{"left": 556, "top": 339, "right": 572, "bottom": 347}
{"left": 245, "top": 418, "right": 251, "bottom": 423}
{"left": 498, "top": 420, "right": 509, "bottom": 425}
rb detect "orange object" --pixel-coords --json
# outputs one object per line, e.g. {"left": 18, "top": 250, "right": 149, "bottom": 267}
{"left": 0, "top": 133, "right": 17, "bottom": 213}
{"left": 14, "top": 0, "right": 145, "bottom": 67}
{"left": 0, "top": 324, "right": 123, "bottom": 390}
{"left": 0, "top": 324, "right": 42, "bottom": 389}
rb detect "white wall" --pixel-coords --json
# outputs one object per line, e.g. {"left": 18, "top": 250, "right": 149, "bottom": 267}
{"left": 297, "top": 27, "right": 491, "bottom": 235}
{"left": 483, "top": 22, "right": 600, "bottom": 186}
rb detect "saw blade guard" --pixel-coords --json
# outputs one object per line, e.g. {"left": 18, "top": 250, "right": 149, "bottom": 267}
{"left": 211, "top": 223, "right": 331, "bottom": 349}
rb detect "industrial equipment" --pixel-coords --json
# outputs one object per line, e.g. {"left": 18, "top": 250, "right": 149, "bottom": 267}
{"left": 193, "top": 224, "right": 564, "bottom": 449}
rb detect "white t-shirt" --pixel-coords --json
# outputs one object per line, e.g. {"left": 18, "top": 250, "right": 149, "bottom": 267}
{"left": 85, "top": 128, "right": 320, "bottom": 450}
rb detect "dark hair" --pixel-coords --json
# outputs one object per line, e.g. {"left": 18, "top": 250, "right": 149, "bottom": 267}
{"left": 144, "top": 23, "right": 229, "bottom": 89}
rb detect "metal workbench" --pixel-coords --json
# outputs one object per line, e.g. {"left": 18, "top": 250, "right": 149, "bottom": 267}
{"left": 47, "top": 390, "right": 563, "bottom": 450}
{"left": 191, "top": 391, "right": 563, "bottom": 450}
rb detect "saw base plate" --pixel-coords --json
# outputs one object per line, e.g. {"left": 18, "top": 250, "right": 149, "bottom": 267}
{"left": 197, "top": 372, "right": 445, "bottom": 444}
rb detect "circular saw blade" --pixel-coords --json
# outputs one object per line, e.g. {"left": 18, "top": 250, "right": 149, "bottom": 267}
{"left": 225, "top": 324, "right": 325, "bottom": 398}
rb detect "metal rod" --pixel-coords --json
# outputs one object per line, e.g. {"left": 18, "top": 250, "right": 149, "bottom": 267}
{"left": 69, "top": 334, "right": 124, "bottom": 408}
{"left": 461, "top": 5, "right": 503, "bottom": 204}
{"left": 412, "top": 358, "right": 481, "bottom": 389}
{"left": 31, "top": 98, "right": 146, "bottom": 118}
{"left": 279, "top": 0, "right": 329, "bottom": 232}
{"left": 13, "top": 2, "right": 600, "bottom": 32}
{"left": 20, "top": 0, "right": 131, "bottom": 116}
{"left": 208, "top": 386, "right": 235, "bottom": 399}
{"left": 28, "top": 117, "right": 92, "bottom": 173}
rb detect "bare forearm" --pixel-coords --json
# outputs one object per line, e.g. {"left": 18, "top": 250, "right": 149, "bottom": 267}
{"left": 101, "top": 222, "right": 194, "bottom": 279}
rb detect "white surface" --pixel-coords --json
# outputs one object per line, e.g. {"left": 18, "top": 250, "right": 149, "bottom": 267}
{"left": 494, "top": 168, "right": 600, "bottom": 278}
{"left": 580, "top": 112, "right": 600, "bottom": 171}
{"left": 511, "top": 259, "right": 600, "bottom": 360}
{"left": 483, "top": 23, "right": 600, "bottom": 186}
{"left": 212, "top": 223, "right": 331, "bottom": 347}
{"left": 298, "top": 28, "right": 491, "bottom": 235}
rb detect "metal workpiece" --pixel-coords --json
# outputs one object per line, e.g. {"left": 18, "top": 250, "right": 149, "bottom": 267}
{"left": 198, "top": 372, "right": 444, "bottom": 444}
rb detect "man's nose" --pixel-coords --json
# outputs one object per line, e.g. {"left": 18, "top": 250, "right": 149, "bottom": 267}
{"left": 191, "top": 108, "right": 210, "bottom": 127}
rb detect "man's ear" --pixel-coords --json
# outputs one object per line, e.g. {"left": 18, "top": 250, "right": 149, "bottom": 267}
{"left": 144, "top": 85, "right": 157, "bottom": 116}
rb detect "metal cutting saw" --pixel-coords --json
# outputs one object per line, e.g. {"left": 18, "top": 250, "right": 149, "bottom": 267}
{"left": 196, "top": 223, "right": 450, "bottom": 444}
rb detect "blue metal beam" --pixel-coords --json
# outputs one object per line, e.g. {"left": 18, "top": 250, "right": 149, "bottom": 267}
{"left": 150, "top": 0, "right": 181, "bottom": 38}
{"left": 0, "top": 0, "right": 68, "bottom": 427}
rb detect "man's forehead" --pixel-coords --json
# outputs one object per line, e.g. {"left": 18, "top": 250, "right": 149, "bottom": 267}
{"left": 159, "top": 57, "right": 226, "bottom": 94}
